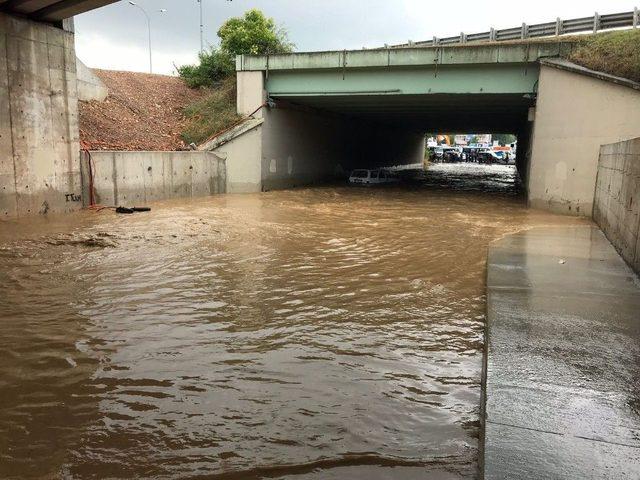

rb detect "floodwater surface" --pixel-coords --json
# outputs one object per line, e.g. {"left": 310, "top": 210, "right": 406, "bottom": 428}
{"left": 0, "top": 165, "right": 585, "bottom": 479}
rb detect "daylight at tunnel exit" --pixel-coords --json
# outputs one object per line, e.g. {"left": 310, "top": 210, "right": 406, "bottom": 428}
{"left": 1, "top": 1, "right": 640, "bottom": 479}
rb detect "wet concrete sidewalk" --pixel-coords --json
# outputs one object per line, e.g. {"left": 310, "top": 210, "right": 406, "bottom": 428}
{"left": 483, "top": 226, "right": 640, "bottom": 479}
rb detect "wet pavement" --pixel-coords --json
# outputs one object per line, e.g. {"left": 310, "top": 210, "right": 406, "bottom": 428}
{"left": 0, "top": 164, "right": 589, "bottom": 479}
{"left": 484, "top": 226, "right": 640, "bottom": 479}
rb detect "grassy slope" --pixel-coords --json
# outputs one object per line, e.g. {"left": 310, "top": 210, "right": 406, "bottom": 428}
{"left": 181, "top": 77, "right": 242, "bottom": 146}
{"left": 569, "top": 29, "right": 640, "bottom": 83}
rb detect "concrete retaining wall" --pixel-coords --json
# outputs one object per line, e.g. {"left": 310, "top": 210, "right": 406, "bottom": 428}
{"left": 202, "top": 119, "right": 263, "bottom": 194}
{"left": 593, "top": 137, "right": 640, "bottom": 273}
{"left": 0, "top": 13, "right": 82, "bottom": 219}
{"left": 81, "top": 151, "right": 226, "bottom": 207}
{"left": 528, "top": 64, "right": 640, "bottom": 217}
{"left": 76, "top": 58, "right": 107, "bottom": 102}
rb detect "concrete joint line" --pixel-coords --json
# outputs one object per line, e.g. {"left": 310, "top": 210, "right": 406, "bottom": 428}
{"left": 4, "top": 30, "right": 18, "bottom": 216}
{"left": 486, "top": 419, "right": 564, "bottom": 437}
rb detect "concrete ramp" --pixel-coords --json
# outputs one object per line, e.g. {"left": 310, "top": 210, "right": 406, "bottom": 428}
{"left": 484, "top": 226, "right": 640, "bottom": 478}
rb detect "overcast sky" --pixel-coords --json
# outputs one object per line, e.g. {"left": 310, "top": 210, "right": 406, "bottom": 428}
{"left": 75, "top": 0, "right": 636, "bottom": 75}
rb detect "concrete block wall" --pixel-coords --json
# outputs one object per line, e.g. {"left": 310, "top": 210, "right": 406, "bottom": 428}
{"left": 81, "top": 151, "right": 226, "bottom": 207}
{"left": 0, "top": 13, "right": 82, "bottom": 219}
{"left": 593, "top": 137, "right": 640, "bottom": 273}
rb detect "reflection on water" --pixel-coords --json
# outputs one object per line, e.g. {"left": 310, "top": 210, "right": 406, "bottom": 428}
{"left": 0, "top": 165, "right": 585, "bottom": 479}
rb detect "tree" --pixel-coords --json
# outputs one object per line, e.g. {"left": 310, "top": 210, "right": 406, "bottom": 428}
{"left": 493, "top": 134, "right": 517, "bottom": 146}
{"left": 179, "top": 9, "right": 293, "bottom": 88}
{"left": 218, "top": 9, "right": 294, "bottom": 56}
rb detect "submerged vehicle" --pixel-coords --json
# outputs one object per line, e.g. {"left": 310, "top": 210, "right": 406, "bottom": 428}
{"left": 349, "top": 169, "right": 398, "bottom": 185}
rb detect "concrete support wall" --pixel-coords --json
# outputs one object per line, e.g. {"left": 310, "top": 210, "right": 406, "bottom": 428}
{"left": 528, "top": 65, "right": 640, "bottom": 216}
{"left": 81, "top": 151, "right": 226, "bottom": 207}
{"left": 0, "top": 14, "right": 81, "bottom": 219}
{"left": 237, "top": 71, "right": 265, "bottom": 117}
{"left": 76, "top": 58, "right": 107, "bottom": 102}
{"left": 593, "top": 137, "right": 640, "bottom": 273}
{"left": 262, "top": 107, "right": 425, "bottom": 190}
{"left": 212, "top": 124, "right": 262, "bottom": 194}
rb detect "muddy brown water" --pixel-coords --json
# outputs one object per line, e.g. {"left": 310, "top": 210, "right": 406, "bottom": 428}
{"left": 0, "top": 165, "right": 586, "bottom": 479}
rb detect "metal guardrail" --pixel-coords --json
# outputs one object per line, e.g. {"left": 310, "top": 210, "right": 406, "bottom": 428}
{"left": 388, "top": 8, "right": 639, "bottom": 48}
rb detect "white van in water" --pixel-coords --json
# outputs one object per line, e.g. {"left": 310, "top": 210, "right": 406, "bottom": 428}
{"left": 349, "top": 169, "right": 397, "bottom": 185}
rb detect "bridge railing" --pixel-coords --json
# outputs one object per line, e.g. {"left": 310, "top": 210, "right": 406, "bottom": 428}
{"left": 388, "top": 8, "right": 639, "bottom": 48}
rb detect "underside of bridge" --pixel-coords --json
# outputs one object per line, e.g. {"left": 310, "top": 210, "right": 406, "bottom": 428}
{"left": 264, "top": 90, "right": 534, "bottom": 190}
{"left": 272, "top": 93, "right": 531, "bottom": 133}
{"left": 0, "top": 0, "right": 117, "bottom": 22}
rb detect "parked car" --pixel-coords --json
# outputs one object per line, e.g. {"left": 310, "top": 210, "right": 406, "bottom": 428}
{"left": 478, "top": 150, "right": 506, "bottom": 164}
{"left": 428, "top": 146, "right": 445, "bottom": 162}
{"left": 442, "top": 147, "right": 462, "bottom": 163}
{"left": 349, "top": 169, "right": 397, "bottom": 185}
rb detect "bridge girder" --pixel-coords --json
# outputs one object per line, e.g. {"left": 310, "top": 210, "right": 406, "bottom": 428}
{"left": 0, "top": 0, "right": 117, "bottom": 22}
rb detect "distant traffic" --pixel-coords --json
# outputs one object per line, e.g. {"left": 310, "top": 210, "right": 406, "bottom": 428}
{"left": 427, "top": 145, "right": 515, "bottom": 165}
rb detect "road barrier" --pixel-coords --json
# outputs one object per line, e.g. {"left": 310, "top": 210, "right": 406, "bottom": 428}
{"left": 388, "top": 8, "right": 639, "bottom": 48}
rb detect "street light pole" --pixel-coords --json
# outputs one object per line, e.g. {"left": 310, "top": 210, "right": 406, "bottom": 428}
{"left": 198, "top": 0, "right": 204, "bottom": 53}
{"left": 128, "top": 2, "right": 166, "bottom": 74}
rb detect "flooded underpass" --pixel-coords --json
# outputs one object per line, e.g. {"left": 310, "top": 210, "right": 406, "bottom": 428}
{"left": 0, "top": 164, "right": 587, "bottom": 479}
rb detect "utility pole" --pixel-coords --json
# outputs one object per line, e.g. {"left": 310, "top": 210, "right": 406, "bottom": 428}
{"left": 198, "top": 0, "right": 204, "bottom": 53}
{"left": 198, "top": 1, "right": 233, "bottom": 54}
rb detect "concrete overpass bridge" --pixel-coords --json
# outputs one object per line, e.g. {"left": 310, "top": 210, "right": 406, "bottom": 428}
{"left": 226, "top": 42, "right": 640, "bottom": 216}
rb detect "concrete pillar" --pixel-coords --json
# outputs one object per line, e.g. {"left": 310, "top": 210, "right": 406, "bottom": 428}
{"left": 0, "top": 13, "right": 82, "bottom": 219}
{"left": 236, "top": 71, "right": 265, "bottom": 118}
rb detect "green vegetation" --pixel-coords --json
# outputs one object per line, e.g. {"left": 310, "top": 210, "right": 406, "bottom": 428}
{"left": 179, "top": 9, "right": 293, "bottom": 145}
{"left": 179, "top": 9, "right": 294, "bottom": 88}
{"left": 569, "top": 29, "right": 640, "bottom": 83}
{"left": 181, "top": 77, "right": 241, "bottom": 145}
{"left": 178, "top": 49, "right": 235, "bottom": 88}
{"left": 493, "top": 134, "right": 517, "bottom": 146}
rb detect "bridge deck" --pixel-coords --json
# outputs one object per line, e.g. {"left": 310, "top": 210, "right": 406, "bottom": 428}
{"left": 238, "top": 41, "right": 574, "bottom": 72}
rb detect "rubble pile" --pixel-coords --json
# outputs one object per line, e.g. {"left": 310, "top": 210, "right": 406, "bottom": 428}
{"left": 79, "top": 69, "right": 209, "bottom": 151}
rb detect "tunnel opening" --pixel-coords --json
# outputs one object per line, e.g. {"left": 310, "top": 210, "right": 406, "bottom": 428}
{"left": 263, "top": 92, "right": 534, "bottom": 198}
{"left": 417, "top": 132, "right": 522, "bottom": 195}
